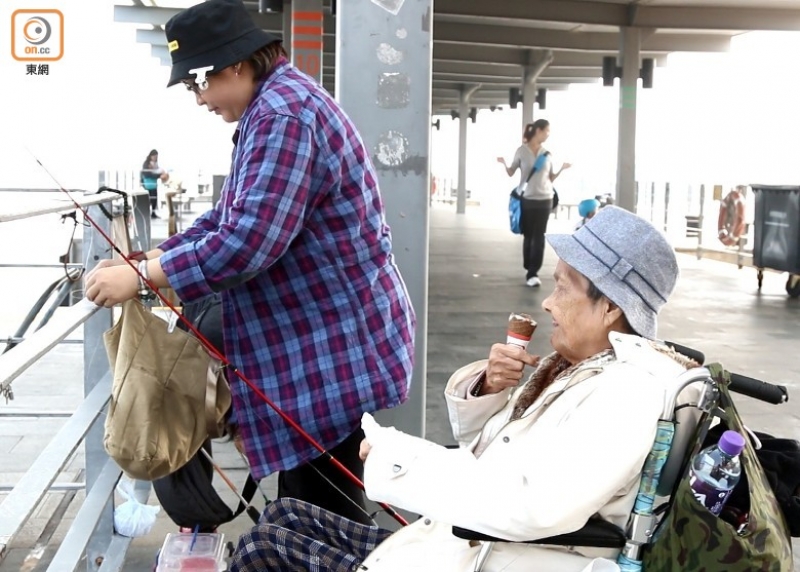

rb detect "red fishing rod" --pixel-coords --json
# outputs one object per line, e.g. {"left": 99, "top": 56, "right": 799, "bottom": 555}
{"left": 31, "top": 154, "right": 409, "bottom": 527}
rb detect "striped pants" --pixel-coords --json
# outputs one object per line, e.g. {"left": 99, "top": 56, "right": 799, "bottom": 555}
{"left": 230, "top": 498, "right": 393, "bottom": 572}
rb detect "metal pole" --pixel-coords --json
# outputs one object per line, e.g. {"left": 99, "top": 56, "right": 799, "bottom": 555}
{"left": 615, "top": 27, "right": 641, "bottom": 212}
{"left": 520, "top": 50, "right": 553, "bottom": 132}
{"left": 81, "top": 201, "right": 114, "bottom": 572}
{"left": 456, "top": 90, "right": 469, "bottom": 215}
{"left": 698, "top": 184, "right": 705, "bottom": 260}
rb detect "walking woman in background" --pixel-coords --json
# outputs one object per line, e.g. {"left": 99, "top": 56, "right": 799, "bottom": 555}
{"left": 497, "top": 119, "right": 571, "bottom": 287}
{"left": 140, "top": 149, "right": 167, "bottom": 218}
{"left": 85, "top": 0, "right": 415, "bottom": 525}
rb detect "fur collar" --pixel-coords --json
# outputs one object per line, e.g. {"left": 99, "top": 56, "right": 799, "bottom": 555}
{"left": 509, "top": 341, "right": 699, "bottom": 421}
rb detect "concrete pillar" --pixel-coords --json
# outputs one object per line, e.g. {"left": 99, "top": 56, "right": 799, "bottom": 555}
{"left": 291, "top": 0, "right": 323, "bottom": 82}
{"left": 522, "top": 76, "right": 537, "bottom": 128}
{"left": 456, "top": 85, "right": 480, "bottom": 215}
{"left": 457, "top": 92, "right": 469, "bottom": 215}
{"left": 335, "top": 0, "right": 432, "bottom": 439}
{"left": 616, "top": 27, "right": 640, "bottom": 213}
{"left": 521, "top": 50, "right": 553, "bottom": 132}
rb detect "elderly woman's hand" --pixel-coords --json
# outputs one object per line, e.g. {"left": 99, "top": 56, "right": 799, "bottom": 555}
{"left": 481, "top": 343, "right": 539, "bottom": 395}
{"left": 359, "top": 438, "right": 372, "bottom": 462}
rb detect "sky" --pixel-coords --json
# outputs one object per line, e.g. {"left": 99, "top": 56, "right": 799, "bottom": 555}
{"left": 1, "top": 0, "right": 237, "bottom": 193}
{"left": 3, "top": 1, "right": 800, "bottom": 209}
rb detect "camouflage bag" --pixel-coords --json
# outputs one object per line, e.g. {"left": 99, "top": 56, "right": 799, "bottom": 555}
{"left": 642, "top": 364, "right": 793, "bottom": 571}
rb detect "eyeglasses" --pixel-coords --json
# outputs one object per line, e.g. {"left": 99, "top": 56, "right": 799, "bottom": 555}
{"left": 182, "top": 75, "right": 212, "bottom": 94}
{"left": 183, "top": 80, "right": 204, "bottom": 95}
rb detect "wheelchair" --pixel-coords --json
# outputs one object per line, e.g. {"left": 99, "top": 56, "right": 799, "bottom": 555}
{"left": 452, "top": 342, "right": 792, "bottom": 572}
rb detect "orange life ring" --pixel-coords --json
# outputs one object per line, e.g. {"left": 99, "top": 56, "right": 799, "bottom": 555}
{"left": 717, "top": 189, "right": 746, "bottom": 246}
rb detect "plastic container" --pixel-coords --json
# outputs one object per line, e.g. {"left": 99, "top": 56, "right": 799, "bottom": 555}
{"left": 155, "top": 532, "right": 226, "bottom": 572}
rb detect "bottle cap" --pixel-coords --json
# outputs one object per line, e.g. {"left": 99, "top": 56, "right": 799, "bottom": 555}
{"left": 719, "top": 430, "right": 746, "bottom": 457}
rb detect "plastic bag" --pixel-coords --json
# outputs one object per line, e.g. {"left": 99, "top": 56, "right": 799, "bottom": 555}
{"left": 114, "top": 477, "right": 161, "bottom": 538}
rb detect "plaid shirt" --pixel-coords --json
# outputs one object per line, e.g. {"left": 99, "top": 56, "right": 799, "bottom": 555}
{"left": 158, "top": 59, "right": 415, "bottom": 479}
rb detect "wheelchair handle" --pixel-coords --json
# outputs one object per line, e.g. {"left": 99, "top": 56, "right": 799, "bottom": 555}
{"left": 662, "top": 342, "right": 788, "bottom": 405}
{"left": 728, "top": 372, "right": 788, "bottom": 405}
{"left": 663, "top": 340, "right": 705, "bottom": 365}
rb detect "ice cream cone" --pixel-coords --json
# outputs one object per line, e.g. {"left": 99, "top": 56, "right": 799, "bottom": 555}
{"left": 507, "top": 312, "right": 537, "bottom": 350}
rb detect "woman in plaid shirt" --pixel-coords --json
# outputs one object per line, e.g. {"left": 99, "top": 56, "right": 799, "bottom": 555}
{"left": 85, "top": 0, "right": 415, "bottom": 524}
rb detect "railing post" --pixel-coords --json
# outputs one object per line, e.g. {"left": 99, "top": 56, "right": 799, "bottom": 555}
{"left": 132, "top": 187, "right": 153, "bottom": 253}
{"left": 81, "top": 200, "right": 114, "bottom": 572}
{"left": 697, "top": 184, "right": 706, "bottom": 260}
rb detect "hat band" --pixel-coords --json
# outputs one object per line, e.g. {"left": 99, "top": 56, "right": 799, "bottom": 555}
{"left": 575, "top": 227, "right": 666, "bottom": 314}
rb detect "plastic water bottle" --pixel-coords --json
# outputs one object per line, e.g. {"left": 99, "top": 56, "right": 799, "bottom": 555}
{"left": 688, "top": 430, "right": 745, "bottom": 515}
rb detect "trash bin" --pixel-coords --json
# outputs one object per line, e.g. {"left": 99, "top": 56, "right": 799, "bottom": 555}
{"left": 751, "top": 185, "right": 800, "bottom": 274}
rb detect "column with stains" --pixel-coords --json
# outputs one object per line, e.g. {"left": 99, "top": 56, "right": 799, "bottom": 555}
{"left": 335, "top": 0, "right": 431, "bottom": 439}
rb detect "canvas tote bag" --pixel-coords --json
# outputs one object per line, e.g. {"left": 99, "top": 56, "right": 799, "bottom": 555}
{"left": 642, "top": 363, "right": 793, "bottom": 571}
{"left": 103, "top": 299, "right": 231, "bottom": 481}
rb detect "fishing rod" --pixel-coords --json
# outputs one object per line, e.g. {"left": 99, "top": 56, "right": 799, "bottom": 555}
{"left": 29, "top": 153, "right": 409, "bottom": 527}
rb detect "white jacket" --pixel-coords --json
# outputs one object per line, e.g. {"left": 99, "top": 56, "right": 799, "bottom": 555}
{"left": 360, "top": 333, "right": 694, "bottom": 572}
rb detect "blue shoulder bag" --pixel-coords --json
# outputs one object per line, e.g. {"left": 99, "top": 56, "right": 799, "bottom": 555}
{"left": 509, "top": 152, "right": 549, "bottom": 234}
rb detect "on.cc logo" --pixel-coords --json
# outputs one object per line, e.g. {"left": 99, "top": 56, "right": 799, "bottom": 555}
{"left": 11, "top": 9, "right": 64, "bottom": 62}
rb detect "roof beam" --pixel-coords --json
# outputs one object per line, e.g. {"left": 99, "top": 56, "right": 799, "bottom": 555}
{"left": 433, "top": 44, "right": 665, "bottom": 68}
{"left": 433, "top": 79, "right": 597, "bottom": 91}
{"left": 138, "top": 28, "right": 336, "bottom": 52}
{"left": 433, "top": 0, "right": 800, "bottom": 33}
{"left": 433, "top": 73, "right": 599, "bottom": 84}
{"left": 432, "top": 85, "right": 569, "bottom": 99}
{"left": 431, "top": 103, "right": 515, "bottom": 112}
{"left": 434, "top": 22, "right": 731, "bottom": 53}
{"left": 632, "top": 6, "right": 800, "bottom": 32}
{"left": 433, "top": 0, "right": 624, "bottom": 28}
{"left": 114, "top": 4, "right": 183, "bottom": 26}
{"left": 115, "top": 4, "right": 335, "bottom": 32}
{"left": 433, "top": 62, "right": 604, "bottom": 78}
{"left": 151, "top": 45, "right": 169, "bottom": 62}
{"left": 116, "top": 4, "right": 280, "bottom": 30}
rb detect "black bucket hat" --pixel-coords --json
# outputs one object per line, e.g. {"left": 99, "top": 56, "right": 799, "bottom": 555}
{"left": 164, "top": 0, "right": 281, "bottom": 88}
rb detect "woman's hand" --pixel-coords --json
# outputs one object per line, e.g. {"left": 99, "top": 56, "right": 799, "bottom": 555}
{"left": 496, "top": 157, "right": 507, "bottom": 166}
{"left": 85, "top": 263, "right": 139, "bottom": 308}
{"left": 481, "top": 343, "right": 539, "bottom": 395}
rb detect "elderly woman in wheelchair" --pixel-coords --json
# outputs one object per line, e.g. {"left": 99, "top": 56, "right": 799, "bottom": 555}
{"left": 229, "top": 206, "right": 793, "bottom": 572}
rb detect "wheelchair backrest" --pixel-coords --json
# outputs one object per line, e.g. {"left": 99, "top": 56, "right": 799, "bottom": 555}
{"left": 655, "top": 391, "right": 704, "bottom": 497}
{"left": 655, "top": 342, "right": 707, "bottom": 498}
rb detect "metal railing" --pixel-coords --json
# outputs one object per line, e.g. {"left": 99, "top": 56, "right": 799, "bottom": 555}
{"left": 635, "top": 180, "right": 756, "bottom": 269}
{"left": 0, "top": 189, "right": 151, "bottom": 571}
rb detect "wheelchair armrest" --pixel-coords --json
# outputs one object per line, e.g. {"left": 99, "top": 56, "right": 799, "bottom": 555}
{"left": 452, "top": 517, "right": 626, "bottom": 549}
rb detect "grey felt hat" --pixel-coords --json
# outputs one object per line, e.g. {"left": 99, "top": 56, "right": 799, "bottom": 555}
{"left": 546, "top": 206, "right": 679, "bottom": 340}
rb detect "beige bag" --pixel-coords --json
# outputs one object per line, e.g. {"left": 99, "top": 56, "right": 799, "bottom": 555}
{"left": 103, "top": 299, "right": 231, "bottom": 481}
